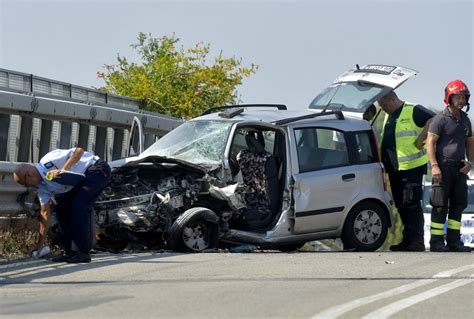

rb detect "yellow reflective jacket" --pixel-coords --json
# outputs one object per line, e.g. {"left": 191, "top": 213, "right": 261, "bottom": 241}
{"left": 381, "top": 103, "right": 428, "bottom": 170}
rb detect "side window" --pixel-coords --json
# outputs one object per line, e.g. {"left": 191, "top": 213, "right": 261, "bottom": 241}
{"left": 354, "top": 131, "right": 376, "bottom": 164}
{"left": 262, "top": 131, "right": 276, "bottom": 153}
{"left": 295, "top": 127, "right": 350, "bottom": 172}
{"left": 231, "top": 129, "right": 276, "bottom": 158}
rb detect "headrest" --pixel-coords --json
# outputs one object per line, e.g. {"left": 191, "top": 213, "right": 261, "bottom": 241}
{"left": 245, "top": 133, "right": 265, "bottom": 154}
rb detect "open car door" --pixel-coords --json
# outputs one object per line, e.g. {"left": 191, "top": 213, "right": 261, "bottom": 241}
{"left": 309, "top": 64, "right": 418, "bottom": 116}
{"left": 126, "top": 116, "right": 145, "bottom": 157}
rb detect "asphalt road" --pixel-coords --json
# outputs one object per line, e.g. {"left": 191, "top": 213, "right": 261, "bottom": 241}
{"left": 1, "top": 251, "right": 473, "bottom": 318}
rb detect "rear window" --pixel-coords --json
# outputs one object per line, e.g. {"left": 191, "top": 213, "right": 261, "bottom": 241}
{"left": 352, "top": 131, "right": 377, "bottom": 164}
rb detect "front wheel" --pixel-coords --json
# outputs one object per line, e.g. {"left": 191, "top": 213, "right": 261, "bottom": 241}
{"left": 168, "top": 207, "right": 220, "bottom": 252}
{"left": 341, "top": 202, "right": 388, "bottom": 251}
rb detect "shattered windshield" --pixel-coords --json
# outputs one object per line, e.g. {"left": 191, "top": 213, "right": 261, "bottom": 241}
{"left": 309, "top": 82, "right": 389, "bottom": 112}
{"left": 140, "top": 120, "right": 233, "bottom": 166}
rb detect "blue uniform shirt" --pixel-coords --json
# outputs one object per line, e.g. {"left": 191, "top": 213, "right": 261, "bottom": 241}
{"left": 35, "top": 148, "right": 99, "bottom": 205}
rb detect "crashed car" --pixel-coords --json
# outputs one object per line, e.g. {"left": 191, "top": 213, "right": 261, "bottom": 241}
{"left": 94, "top": 102, "right": 394, "bottom": 252}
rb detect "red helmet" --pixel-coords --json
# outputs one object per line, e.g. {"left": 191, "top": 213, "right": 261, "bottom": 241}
{"left": 444, "top": 79, "right": 470, "bottom": 105}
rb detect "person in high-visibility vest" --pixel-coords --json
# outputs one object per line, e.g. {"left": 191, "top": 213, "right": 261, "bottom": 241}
{"left": 426, "top": 80, "right": 473, "bottom": 252}
{"left": 378, "top": 91, "right": 435, "bottom": 251}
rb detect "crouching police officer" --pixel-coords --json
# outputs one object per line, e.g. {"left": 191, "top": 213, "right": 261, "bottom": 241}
{"left": 13, "top": 147, "right": 111, "bottom": 263}
{"left": 427, "top": 80, "right": 473, "bottom": 252}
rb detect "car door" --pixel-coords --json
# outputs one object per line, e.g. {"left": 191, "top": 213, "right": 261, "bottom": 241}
{"left": 127, "top": 116, "right": 145, "bottom": 157}
{"left": 291, "top": 126, "right": 360, "bottom": 234}
{"left": 309, "top": 64, "right": 418, "bottom": 115}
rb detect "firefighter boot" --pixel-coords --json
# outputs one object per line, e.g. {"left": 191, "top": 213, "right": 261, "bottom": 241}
{"left": 447, "top": 229, "right": 471, "bottom": 252}
{"left": 429, "top": 235, "right": 448, "bottom": 252}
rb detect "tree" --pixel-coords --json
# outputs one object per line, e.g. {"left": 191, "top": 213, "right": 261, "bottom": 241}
{"left": 98, "top": 32, "right": 258, "bottom": 119}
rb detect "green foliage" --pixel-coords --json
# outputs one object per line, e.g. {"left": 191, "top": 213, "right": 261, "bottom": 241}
{"left": 98, "top": 33, "right": 258, "bottom": 119}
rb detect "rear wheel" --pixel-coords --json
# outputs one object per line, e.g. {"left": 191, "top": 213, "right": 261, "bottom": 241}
{"left": 168, "top": 207, "right": 220, "bottom": 252}
{"left": 341, "top": 202, "right": 388, "bottom": 251}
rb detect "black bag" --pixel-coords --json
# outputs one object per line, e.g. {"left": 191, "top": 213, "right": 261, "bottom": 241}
{"left": 430, "top": 183, "right": 444, "bottom": 208}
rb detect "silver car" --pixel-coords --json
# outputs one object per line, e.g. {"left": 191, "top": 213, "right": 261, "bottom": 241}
{"left": 95, "top": 105, "right": 393, "bottom": 252}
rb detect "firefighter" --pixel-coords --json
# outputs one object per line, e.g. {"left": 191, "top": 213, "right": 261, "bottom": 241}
{"left": 13, "top": 147, "right": 111, "bottom": 262}
{"left": 426, "top": 80, "right": 473, "bottom": 252}
{"left": 378, "top": 91, "right": 435, "bottom": 251}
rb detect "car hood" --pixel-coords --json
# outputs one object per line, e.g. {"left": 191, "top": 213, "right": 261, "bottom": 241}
{"left": 115, "top": 154, "right": 216, "bottom": 175}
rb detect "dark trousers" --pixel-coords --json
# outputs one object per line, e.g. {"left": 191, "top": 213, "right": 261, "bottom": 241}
{"left": 388, "top": 168, "right": 425, "bottom": 243}
{"left": 55, "top": 160, "right": 111, "bottom": 253}
{"left": 430, "top": 161, "right": 468, "bottom": 243}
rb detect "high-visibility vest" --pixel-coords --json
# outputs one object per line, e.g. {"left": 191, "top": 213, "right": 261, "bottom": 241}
{"left": 381, "top": 103, "right": 428, "bottom": 170}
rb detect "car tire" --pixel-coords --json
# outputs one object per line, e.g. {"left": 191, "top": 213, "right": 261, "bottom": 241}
{"left": 168, "top": 207, "right": 220, "bottom": 252}
{"left": 341, "top": 201, "right": 388, "bottom": 252}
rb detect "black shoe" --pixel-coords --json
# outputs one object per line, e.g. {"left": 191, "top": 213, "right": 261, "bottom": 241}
{"left": 430, "top": 243, "right": 448, "bottom": 252}
{"left": 66, "top": 252, "right": 91, "bottom": 263}
{"left": 405, "top": 241, "right": 425, "bottom": 252}
{"left": 50, "top": 252, "right": 73, "bottom": 262}
{"left": 447, "top": 244, "right": 471, "bottom": 252}
{"left": 390, "top": 242, "right": 408, "bottom": 251}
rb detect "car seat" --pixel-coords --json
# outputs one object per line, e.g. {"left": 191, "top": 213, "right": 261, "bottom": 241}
{"left": 236, "top": 132, "right": 279, "bottom": 228}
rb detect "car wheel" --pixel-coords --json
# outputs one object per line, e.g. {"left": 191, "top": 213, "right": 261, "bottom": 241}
{"left": 341, "top": 202, "right": 388, "bottom": 252}
{"left": 168, "top": 207, "right": 220, "bottom": 252}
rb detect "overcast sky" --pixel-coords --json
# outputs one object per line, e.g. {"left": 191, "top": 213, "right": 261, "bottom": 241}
{"left": 0, "top": 0, "right": 472, "bottom": 112}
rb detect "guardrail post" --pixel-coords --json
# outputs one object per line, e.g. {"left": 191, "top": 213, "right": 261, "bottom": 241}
{"left": 17, "top": 116, "right": 32, "bottom": 162}
{"left": 39, "top": 119, "right": 52, "bottom": 159}
{"left": 112, "top": 128, "right": 124, "bottom": 160}
{"left": 145, "top": 133, "right": 156, "bottom": 149}
{"left": 95, "top": 126, "right": 107, "bottom": 160}
{"left": 77, "top": 124, "right": 89, "bottom": 149}
{"left": 0, "top": 114, "right": 10, "bottom": 161}
{"left": 59, "top": 121, "right": 72, "bottom": 149}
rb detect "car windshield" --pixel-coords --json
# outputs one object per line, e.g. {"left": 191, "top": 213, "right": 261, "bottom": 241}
{"left": 140, "top": 120, "right": 233, "bottom": 166}
{"left": 309, "top": 81, "right": 389, "bottom": 112}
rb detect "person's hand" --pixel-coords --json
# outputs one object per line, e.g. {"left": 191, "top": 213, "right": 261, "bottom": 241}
{"left": 45, "top": 169, "right": 62, "bottom": 181}
{"left": 415, "top": 139, "right": 424, "bottom": 150}
{"left": 460, "top": 160, "right": 472, "bottom": 175}
{"left": 28, "top": 243, "right": 41, "bottom": 256}
{"left": 432, "top": 164, "right": 442, "bottom": 183}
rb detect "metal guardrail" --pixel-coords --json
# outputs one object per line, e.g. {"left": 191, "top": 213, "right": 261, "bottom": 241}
{"left": 0, "top": 68, "right": 183, "bottom": 163}
{"left": 0, "top": 68, "right": 183, "bottom": 219}
{"left": 0, "top": 162, "right": 31, "bottom": 217}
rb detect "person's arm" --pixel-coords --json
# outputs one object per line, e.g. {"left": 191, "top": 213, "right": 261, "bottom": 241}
{"left": 29, "top": 202, "right": 51, "bottom": 254}
{"left": 61, "top": 147, "right": 84, "bottom": 171}
{"left": 415, "top": 118, "right": 432, "bottom": 150}
{"left": 427, "top": 132, "right": 442, "bottom": 182}
{"left": 47, "top": 147, "right": 85, "bottom": 179}
{"left": 460, "top": 136, "right": 474, "bottom": 175}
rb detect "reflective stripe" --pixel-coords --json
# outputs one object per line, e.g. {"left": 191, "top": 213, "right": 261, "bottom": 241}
{"left": 431, "top": 221, "right": 445, "bottom": 229}
{"left": 447, "top": 219, "right": 461, "bottom": 230}
{"left": 399, "top": 149, "right": 427, "bottom": 162}
{"left": 395, "top": 130, "right": 419, "bottom": 138}
{"left": 431, "top": 229, "right": 445, "bottom": 235}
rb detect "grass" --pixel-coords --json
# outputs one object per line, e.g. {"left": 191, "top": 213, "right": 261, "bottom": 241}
{"left": 0, "top": 217, "right": 54, "bottom": 262}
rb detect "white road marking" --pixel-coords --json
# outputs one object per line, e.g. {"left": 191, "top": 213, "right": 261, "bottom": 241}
{"left": 311, "top": 264, "right": 474, "bottom": 319}
{"left": 362, "top": 276, "right": 474, "bottom": 319}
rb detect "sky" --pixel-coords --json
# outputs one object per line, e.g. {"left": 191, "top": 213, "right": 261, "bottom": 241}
{"left": 0, "top": 0, "right": 472, "bottom": 112}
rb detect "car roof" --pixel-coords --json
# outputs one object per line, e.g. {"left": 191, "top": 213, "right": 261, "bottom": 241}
{"left": 195, "top": 108, "right": 371, "bottom": 131}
